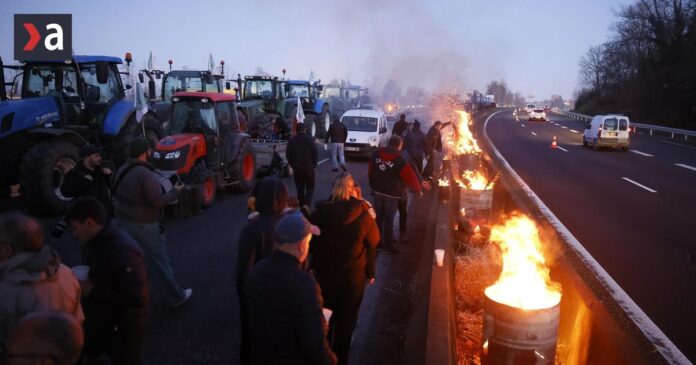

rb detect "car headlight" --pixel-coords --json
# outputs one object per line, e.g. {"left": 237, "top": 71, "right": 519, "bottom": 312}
{"left": 153, "top": 151, "right": 161, "bottom": 159}
{"left": 164, "top": 151, "right": 181, "bottom": 159}
{"left": 367, "top": 135, "right": 378, "bottom": 144}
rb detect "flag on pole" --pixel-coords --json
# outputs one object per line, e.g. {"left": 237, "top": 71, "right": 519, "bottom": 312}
{"left": 296, "top": 96, "right": 305, "bottom": 125}
{"left": 134, "top": 80, "right": 148, "bottom": 123}
{"left": 147, "top": 51, "right": 154, "bottom": 71}
{"left": 208, "top": 54, "right": 215, "bottom": 72}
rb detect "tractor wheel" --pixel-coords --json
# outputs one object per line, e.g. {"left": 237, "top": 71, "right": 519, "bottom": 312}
{"left": 232, "top": 140, "right": 256, "bottom": 193}
{"left": 18, "top": 140, "right": 79, "bottom": 215}
{"left": 318, "top": 106, "right": 331, "bottom": 138}
{"left": 303, "top": 114, "right": 317, "bottom": 139}
{"left": 190, "top": 161, "right": 216, "bottom": 208}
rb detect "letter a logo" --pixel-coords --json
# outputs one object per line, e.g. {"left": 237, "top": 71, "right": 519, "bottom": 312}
{"left": 14, "top": 14, "right": 72, "bottom": 61}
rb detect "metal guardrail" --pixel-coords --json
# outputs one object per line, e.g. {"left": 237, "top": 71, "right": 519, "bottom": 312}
{"left": 555, "top": 110, "right": 696, "bottom": 140}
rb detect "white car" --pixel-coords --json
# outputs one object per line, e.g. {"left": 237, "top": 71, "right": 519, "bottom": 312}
{"left": 582, "top": 115, "right": 630, "bottom": 151}
{"left": 525, "top": 103, "right": 537, "bottom": 114}
{"left": 341, "top": 109, "right": 389, "bottom": 156}
{"left": 528, "top": 109, "right": 546, "bottom": 121}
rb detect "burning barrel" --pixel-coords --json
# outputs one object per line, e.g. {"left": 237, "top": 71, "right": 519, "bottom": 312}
{"left": 481, "top": 215, "right": 562, "bottom": 365}
{"left": 481, "top": 294, "right": 560, "bottom": 365}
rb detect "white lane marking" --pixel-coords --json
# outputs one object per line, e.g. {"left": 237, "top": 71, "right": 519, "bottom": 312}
{"left": 622, "top": 177, "right": 658, "bottom": 193}
{"left": 660, "top": 140, "right": 696, "bottom": 150}
{"left": 570, "top": 129, "right": 578, "bottom": 133}
{"left": 483, "top": 111, "right": 688, "bottom": 363}
{"left": 675, "top": 163, "right": 696, "bottom": 172}
{"left": 561, "top": 126, "right": 568, "bottom": 129}
{"left": 629, "top": 150, "right": 654, "bottom": 157}
{"left": 557, "top": 146, "right": 568, "bottom": 152}
{"left": 318, "top": 158, "right": 329, "bottom": 165}
{"left": 531, "top": 132, "right": 537, "bottom": 136}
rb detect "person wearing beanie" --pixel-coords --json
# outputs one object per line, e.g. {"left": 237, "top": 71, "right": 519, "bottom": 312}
{"left": 236, "top": 176, "right": 290, "bottom": 364}
{"left": 60, "top": 144, "right": 113, "bottom": 213}
{"left": 112, "top": 138, "right": 191, "bottom": 309}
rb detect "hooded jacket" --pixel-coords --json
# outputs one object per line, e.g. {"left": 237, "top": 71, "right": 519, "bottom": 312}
{"left": 368, "top": 147, "right": 421, "bottom": 198}
{"left": 309, "top": 198, "right": 380, "bottom": 281}
{"left": 113, "top": 160, "right": 178, "bottom": 224}
{"left": 0, "top": 246, "right": 84, "bottom": 345}
{"left": 236, "top": 177, "right": 289, "bottom": 299}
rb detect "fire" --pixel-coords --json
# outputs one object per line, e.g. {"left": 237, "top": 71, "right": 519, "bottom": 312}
{"left": 454, "top": 111, "right": 482, "bottom": 155}
{"left": 484, "top": 214, "right": 561, "bottom": 310}
{"left": 457, "top": 169, "right": 491, "bottom": 190}
{"left": 438, "top": 178, "right": 450, "bottom": 187}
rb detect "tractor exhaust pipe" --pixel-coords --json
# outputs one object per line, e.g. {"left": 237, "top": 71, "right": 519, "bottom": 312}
{"left": 0, "top": 56, "right": 7, "bottom": 101}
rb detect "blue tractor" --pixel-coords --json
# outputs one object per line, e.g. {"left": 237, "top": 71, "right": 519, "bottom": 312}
{"left": 285, "top": 80, "right": 331, "bottom": 138}
{"left": 0, "top": 54, "right": 163, "bottom": 214}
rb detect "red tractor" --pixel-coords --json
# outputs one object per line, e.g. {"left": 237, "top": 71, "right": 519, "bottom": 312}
{"left": 152, "top": 92, "right": 256, "bottom": 208}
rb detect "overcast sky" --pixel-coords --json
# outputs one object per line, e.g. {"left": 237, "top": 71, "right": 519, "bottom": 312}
{"left": 2, "top": 0, "right": 634, "bottom": 101}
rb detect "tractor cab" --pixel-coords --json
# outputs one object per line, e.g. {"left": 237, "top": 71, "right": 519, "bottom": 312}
{"left": 234, "top": 75, "right": 296, "bottom": 138}
{"left": 153, "top": 92, "right": 256, "bottom": 208}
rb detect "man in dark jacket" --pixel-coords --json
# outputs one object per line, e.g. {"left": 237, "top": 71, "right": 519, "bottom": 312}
{"left": 236, "top": 177, "right": 289, "bottom": 365}
{"left": 423, "top": 121, "right": 451, "bottom": 179}
{"left": 287, "top": 123, "right": 319, "bottom": 207}
{"left": 113, "top": 138, "right": 190, "bottom": 308}
{"left": 391, "top": 113, "right": 408, "bottom": 137}
{"left": 324, "top": 116, "right": 348, "bottom": 172}
{"left": 403, "top": 120, "right": 428, "bottom": 174}
{"left": 66, "top": 197, "right": 148, "bottom": 365}
{"left": 368, "top": 135, "right": 424, "bottom": 253}
{"left": 60, "top": 144, "right": 113, "bottom": 213}
{"left": 245, "top": 213, "right": 336, "bottom": 365}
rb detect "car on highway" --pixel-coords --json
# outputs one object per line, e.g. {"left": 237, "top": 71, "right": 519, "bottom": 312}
{"left": 342, "top": 109, "right": 389, "bottom": 156}
{"left": 582, "top": 115, "right": 630, "bottom": 151}
{"left": 525, "top": 103, "right": 537, "bottom": 114}
{"left": 528, "top": 109, "right": 547, "bottom": 121}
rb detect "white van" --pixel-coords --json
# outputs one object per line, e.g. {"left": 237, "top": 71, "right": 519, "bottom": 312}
{"left": 341, "top": 109, "right": 389, "bottom": 156}
{"left": 582, "top": 114, "right": 630, "bottom": 151}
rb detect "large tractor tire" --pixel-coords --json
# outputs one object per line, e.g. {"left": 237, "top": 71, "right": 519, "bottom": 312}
{"left": 189, "top": 161, "right": 216, "bottom": 208}
{"left": 232, "top": 140, "right": 256, "bottom": 193}
{"left": 316, "top": 105, "right": 331, "bottom": 139}
{"left": 18, "top": 140, "right": 79, "bottom": 215}
{"left": 303, "top": 114, "right": 317, "bottom": 139}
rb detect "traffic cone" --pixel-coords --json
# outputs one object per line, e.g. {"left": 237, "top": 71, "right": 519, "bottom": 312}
{"left": 550, "top": 136, "right": 558, "bottom": 149}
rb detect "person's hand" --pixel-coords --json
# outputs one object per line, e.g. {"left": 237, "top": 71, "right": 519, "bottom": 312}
{"left": 367, "top": 277, "right": 375, "bottom": 285}
{"left": 174, "top": 182, "right": 185, "bottom": 193}
{"left": 101, "top": 167, "right": 112, "bottom": 176}
{"left": 421, "top": 181, "right": 432, "bottom": 191}
{"left": 80, "top": 279, "right": 94, "bottom": 298}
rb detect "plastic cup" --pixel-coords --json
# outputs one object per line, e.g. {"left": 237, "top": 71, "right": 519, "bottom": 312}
{"left": 322, "top": 308, "right": 333, "bottom": 322}
{"left": 434, "top": 249, "right": 445, "bottom": 267}
{"left": 72, "top": 265, "right": 90, "bottom": 281}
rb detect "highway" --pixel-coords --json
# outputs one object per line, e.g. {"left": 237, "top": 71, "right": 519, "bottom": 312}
{"left": 485, "top": 110, "right": 696, "bottom": 361}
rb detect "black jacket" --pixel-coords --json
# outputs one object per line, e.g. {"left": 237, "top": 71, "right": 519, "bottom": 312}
{"left": 391, "top": 119, "right": 408, "bottom": 137}
{"left": 426, "top": 126, "right": 442, "bottom": 153}
{"left": 82, "top": 222, "right": 148, "bottom": 312}
{"left": 310, "top": 198, "right": 380, "bottom": 285}
{"left": 403, "top": 128, "right": 428, "bottom": 158}
{"left": 287, "top": 132, "right": 319, "bottom": 172}
{"left": 324, "top": 121, "right": 348, "bottom": 144}
{"left": 236, "top": 177, "right": 288, "bottom": 300}
{"left": 368, "top": 147, "right": 421, "bottom": 198}
{"left": 61, "top": 162, "right": 112, "bottom": 212}
{"left": 245, "top": 251, "right": 337, "bottom": 365}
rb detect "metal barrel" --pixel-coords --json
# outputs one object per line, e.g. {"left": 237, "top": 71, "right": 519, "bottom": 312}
{"left": 481, "top": 294, "right": 560, "bottom": 365}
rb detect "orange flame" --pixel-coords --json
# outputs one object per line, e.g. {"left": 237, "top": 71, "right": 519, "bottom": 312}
{"left": 484, "top": 214, "right": 561, "bottom": 310}
{"left": 454, "top": 111, "right": 482, "bottom": 155}
{"left": 456, "top": 169, "right": 492, "bottom": 190}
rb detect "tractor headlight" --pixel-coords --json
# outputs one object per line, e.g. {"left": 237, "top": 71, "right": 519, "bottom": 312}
{"left": 165, "top": 151, "right": 181, "bottom": 159}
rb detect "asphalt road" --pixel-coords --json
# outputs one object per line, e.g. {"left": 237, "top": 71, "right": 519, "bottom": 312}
{"left": 485, "top": 110, "right": 696, "bottom": 361}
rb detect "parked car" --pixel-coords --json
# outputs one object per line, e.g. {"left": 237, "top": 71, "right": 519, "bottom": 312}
{"left": 582, "top": 115, "right": 630, "bottom": 151}
{"left": 342, "top": 109, "right": 389, "bottom": 156}
{"left": 528, "top": 109, "right": 547, "bottom": 121}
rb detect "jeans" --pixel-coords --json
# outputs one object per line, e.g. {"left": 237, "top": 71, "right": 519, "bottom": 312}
{"left": 329, "top": 143, "right": 346, "bottom": 169}
{"left": 293, "top": 168, "right": 315, "bottom": 207}
{"left": 373, "top": 194, "right": 399, "bottom": 248}
{"left": 116, "top": 220, "right": 185, "bottom": 306}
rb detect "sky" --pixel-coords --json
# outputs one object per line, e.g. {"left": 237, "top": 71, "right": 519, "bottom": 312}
{"left": 2, "top": 0, "right": 634, "bottom": 101}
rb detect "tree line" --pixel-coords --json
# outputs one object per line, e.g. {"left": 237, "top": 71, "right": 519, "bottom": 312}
{"left": 576, "top": 0, "right": 696, "bottom": 129}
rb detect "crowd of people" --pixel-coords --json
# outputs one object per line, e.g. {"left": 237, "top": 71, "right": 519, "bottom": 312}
{"left": 0, "top": 114, "right": 447, "bottom": 365}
